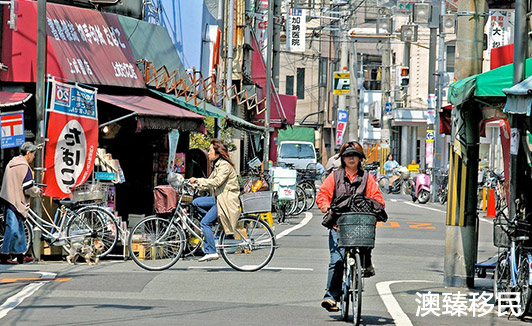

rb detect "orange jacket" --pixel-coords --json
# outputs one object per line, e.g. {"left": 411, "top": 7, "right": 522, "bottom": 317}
{"left": 316, "top": 170, "right": 385, "bottom": 211}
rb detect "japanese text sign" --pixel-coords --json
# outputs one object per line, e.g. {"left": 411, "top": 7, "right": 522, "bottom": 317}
{"left": 484, "top": 10, "right": 514, "bottom": 54}
{"left": 286, "top": 7, "right": 306, "bottom": 52}
{"left": 335, "top": 109, "right": 348, "bottom": 146}
{"left": 0, "top": 111, "right": 25, "bottom": 149}
{"left": 43, "top": 80, "right": 98, "bottom": 198}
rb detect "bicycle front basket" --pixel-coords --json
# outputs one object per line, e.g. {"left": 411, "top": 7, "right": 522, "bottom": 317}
{"left": 493, "top": 215, "right": 511, "bottom": 248}
{"left": 337, "top": 212, "right": 377, "bottom": 248}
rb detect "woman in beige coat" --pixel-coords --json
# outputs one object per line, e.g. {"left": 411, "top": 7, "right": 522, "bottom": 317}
{"left": 189, "top": 139, "right": 240, "bottom": 262}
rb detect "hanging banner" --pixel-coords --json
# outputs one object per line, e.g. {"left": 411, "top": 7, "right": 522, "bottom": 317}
{"left": 425, "top": 130, "right": 435, "bottom": 168}
{"left": 0, "top": 111, "right": 25, "bottom": 149}
{"left": 484, "top": 10, "right": 514, "bottom": 55}
{"left": 43, "top": 80, "right": 98, "bottom": 198}
{"left": 335, "top": 109, "right": 348, "bottom": 146}
{"left": 286, "top": 7, "right": 306, "bottom": 52}
{"left": 167, "top": 129, "right": 180, "bottom": 173}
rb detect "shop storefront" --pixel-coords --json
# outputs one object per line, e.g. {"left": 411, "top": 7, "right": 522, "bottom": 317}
{"left": 1, "top": 1, "right": 205, "bottom": 223}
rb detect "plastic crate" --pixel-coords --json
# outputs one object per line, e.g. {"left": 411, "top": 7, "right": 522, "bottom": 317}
{"left": 240, "top": 191, "right": 273, "bottom": 214}
{"left": 337, "top": 212, "right": 377, "bottom": 248}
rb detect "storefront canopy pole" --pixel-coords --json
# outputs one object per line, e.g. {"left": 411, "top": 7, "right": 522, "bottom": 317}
{"left": 99, "top": 112, "right": 138, "bottom": 128}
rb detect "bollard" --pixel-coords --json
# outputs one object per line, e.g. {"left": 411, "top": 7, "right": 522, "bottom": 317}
{"left": 32, "top": 227, "right": 42, "bottom": 261}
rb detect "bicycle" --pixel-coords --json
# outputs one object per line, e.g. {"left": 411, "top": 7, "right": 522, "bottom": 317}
{"left": 337, "top": 212, "right": 377, "bottom": 325}
{"left": 297, "top": 163, "right": 317, "bottom": 211}
{"left": 493, "top": 199, "right": 532, "bottom": 318}
{"left": 127, "top": 180, "right": 277, "bottom": 272}
{"left": 0, "top": 198, "right": 116, "bottom": 258}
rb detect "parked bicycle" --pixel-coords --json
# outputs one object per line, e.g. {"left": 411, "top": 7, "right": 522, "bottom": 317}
{"left": 127, "top": 179, "right": 277, "bottom": 272}
{"left": 0, "top": 198, "right": 116, "bottom": 258}
{"left": 493, "top": 199, "right": 532, "bottom": 318}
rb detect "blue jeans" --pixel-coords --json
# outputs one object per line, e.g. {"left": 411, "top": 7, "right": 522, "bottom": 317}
{"left": 324, "top": 229, "right": 373, "bottom": 302}
{"left": 1, "top": 206, "right": 27, "bottom": 255}
{"left": 192, "top": 196, "right": 217, "bottom": 254}
{"left": 324, "top": 229, "right": 345, "bottom": 301}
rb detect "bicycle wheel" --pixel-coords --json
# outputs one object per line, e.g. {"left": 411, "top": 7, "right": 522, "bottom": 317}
{"left": 219, "top": 216, "right": 276, "bottom": 272}
{"left": 299, "top": 181, "right": 316, "bottom": 211}
{"left": 517, "top": 255, "right": 532, "bottom": 318}
{"left": 289, "top": 185, "right": 306, "bottom": 216}
{"left": 70, "top": 207, "right": 118, "bottom": 257}
{"left": 351, "top": 252, "right": 362, "bottom": 325}
{"left": 0, "top": 214, "right": 33, "bottom": 254}
{"left": 494, "top": 252, "right": 509, "bottom": 305}
{"left": 128, "top": 215, "right": 186, "bottom": 271}
{"left": 340, "top": 256, "right": 351, "bottom": 321}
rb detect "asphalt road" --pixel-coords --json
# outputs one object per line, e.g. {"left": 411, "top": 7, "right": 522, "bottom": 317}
{"left": 0, "top": 193, "right": 527, "bottom": 325}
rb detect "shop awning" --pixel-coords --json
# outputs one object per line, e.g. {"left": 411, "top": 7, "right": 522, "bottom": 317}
{"left": 98, "top": 94, "right": 205, "bottom": 131}
{"left": 448, "top": 58, "right": 532, "bottom": 106}
{"left": 502, "top": 76, "right": 532, "bottom": 116}
{"left": 391, "top": 109, "right": 427, "bottom": 126}
{"left": 118, "top": 15, "right": 191, "bottom": 89}
{"left": 1, "top": 1, "right": 145, "bottom": 88}
{"left": 0, "top": 92, "right": 32, "bottom": 107}
{"left": 150, "top": 89, "right": 265, "bottom": 134}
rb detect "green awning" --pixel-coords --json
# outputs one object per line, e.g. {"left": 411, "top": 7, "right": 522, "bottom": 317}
{"left": 150, "top": 89, "right": 265, "bottom": 134}
{"left": 448, "top": 58, "right": 532, "bottom": 106}
{"left": 118, "top": 15, "right": 191, "bottom": 88}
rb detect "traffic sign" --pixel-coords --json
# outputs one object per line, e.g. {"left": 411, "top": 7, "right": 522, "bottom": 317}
{"left": 333, "top": 71, "right": 350, "bottom": 95}
{"left": 385, "top": 102, "right": 393, "bottom": 114}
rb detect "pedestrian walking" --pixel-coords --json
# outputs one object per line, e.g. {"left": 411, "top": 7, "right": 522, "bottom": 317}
{"left": 316, "top": 141, "right": 385, "bottom": 312}
{"left": 0, "top": 142, "right": 42, "bottom": 264}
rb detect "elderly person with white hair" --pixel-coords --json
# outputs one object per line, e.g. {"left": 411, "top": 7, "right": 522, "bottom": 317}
{"left": 0, "top": 142, "right": 42, "bottom": 264}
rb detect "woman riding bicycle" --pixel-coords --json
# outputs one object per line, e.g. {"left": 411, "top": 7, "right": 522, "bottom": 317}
{"left": 316, "top": 141, "right": 385, "bottom": 312}
{"left": 189, "top": 139, "right": 240, "bottom": 262}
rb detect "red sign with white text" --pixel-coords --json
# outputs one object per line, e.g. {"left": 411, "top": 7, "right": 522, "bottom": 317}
{"left": 43, "top": 80, "right": 98, "bottom": 198}
{"left": 1, "top": 0, "right": 145, "bottom": 88}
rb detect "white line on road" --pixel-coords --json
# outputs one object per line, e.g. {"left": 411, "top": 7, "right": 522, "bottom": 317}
{"left": 403, "top": 201, "right": 446, "bottom": 213}
{"left": 0, "top": 272, "right": 56, "bottom": 319}
{"left": 187, "top": 266, "right": 314, "bottom": 271}
{"left": 376, "top": 280, "right": 433, "bottom": 326}
{"left": 390, "top": 199, "right": 399, "bottom": 202}
{"left": 275, "top": 212, "right": 313, "bottom": 240}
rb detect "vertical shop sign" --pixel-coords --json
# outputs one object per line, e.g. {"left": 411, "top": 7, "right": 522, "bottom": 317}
{"left": 286, "top": 7, "right": 306, "bottom": 52}
{"left": 0, "top": 111, "right": 25, "bottom": 149}
{"left": 167, "top": 129, "right": 180, "bottom": 173}
{"left": 425, "top": 129, "right": 435, "bottom": 168}
{"left": 336, "top": 109, "right": 348, "bottom": 146}
{"left": 485, "top": 10, "right": 514, "bottom": 54}
{"left": 43, "top": 80, "right": 98, "bottom": 198}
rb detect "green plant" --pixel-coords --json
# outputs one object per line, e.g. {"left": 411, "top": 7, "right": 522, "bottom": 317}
{"left": 190, "top": 117, "right": 236, "bottom": 152}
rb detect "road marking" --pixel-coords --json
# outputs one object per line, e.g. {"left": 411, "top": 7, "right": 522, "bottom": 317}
{"left": 377, "top": 221, "right": 400, "bottom": 228}
{"left": 187, "top": 266, "right": 313, "bottom": 271}
{"left": 275, "top": 212, "right": 313, "bottom": 240}
{"left": 376, "top": 280, "right": 433, "bottom": 326}
{"left": 0, "top": 272, "right": 56, "bottom": 319}
{"left": 407, "top": 222, "right": 436, "bottom": 230}
{"left": 403, "top": 201, "right": 446, "bottom": 213}
{"left": 390, "top": 199, "right": 399, "bottom": 202}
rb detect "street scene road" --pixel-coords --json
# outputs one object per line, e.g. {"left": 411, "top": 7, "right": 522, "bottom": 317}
{"left": 0, "top": 193, "right": 522, "bottom": 326}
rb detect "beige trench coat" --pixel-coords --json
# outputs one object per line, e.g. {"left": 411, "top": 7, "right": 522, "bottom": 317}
{"left": 196, "top": 159, "right": 240, "bottom": 235}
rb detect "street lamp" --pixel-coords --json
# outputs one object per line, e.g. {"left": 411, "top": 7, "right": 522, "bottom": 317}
{"left": 413, "top": 2, "right": 432, "bottom": 24}
{"left": 401, "top": 24, "right": 418, "bottom": 42}
{"left": 377, "top": 17, "right": 394, "bottom": 34}
{"left": 442, "top": 13, "right": 456, "bottom": 34}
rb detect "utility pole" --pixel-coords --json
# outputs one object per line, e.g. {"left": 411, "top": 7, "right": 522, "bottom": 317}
{"left": 272, "top": 0, "right": 281, "bottom": 88}
{"left": 401, "top": 40, "right": 411, "bottom": 166}
{"left": 434, "top": 0, "right": 445, "bottom": 200}
{"left": 444, "top": 0, "right": 486, "bottom": 288}
{"left": 33, "top": 0, "right": 47, "bottom": 261}
{"left": 347, "top": 7, "right": 359, "bottom": 143}
{"left": 427, "top": 3, "right": 438, "bottom": 197}
{"left": 381, "top": 38, "right": 392, "bottom": 171}
{"left": 509, "top": 0, "right": 527, "bottom": 246}
{"left": 226, "top": 0, "right": 234, "bottom": 116}
{"left": 262, "top": 0, "right": 274, "bottom": 164}
{"left": 338, "top": 20, "right": 348, "bottom": 142}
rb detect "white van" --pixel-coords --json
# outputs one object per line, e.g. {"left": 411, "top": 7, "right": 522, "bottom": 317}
{"left": 277, "top": 141, "right": 317, "bottom": 170}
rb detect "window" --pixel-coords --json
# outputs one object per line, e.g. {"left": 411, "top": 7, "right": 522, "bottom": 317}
{"left": 279, "top": 143, "right": 315, "bottom": 159}
{"left": 296, "top": 68, "right": 305, "bottom": 99}
{"left": 446, "top": 44, "right": 455, "bottom": 73}
{"left": 286, "top": 75, "right": 294, "bottom": 95}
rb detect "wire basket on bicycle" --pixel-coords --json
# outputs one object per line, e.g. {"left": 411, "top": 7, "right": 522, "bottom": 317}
{"left": 336, "top": 212, "right": 377, "bottom": 248}
{"left": 71, "top": 183, "right": 108, "bottom": 203}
